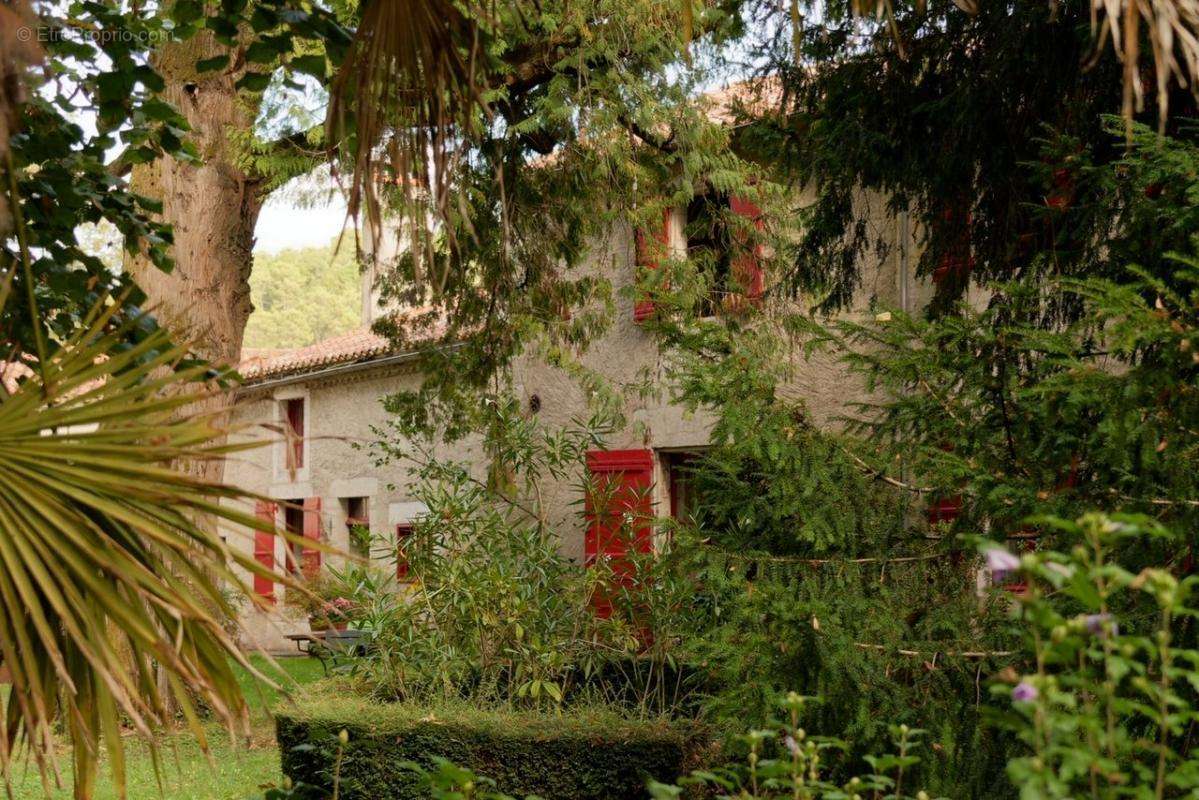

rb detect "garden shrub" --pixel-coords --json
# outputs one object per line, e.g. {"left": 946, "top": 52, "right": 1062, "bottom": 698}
{"left": 275, "top": 694, "right": 698, "bottom": 799}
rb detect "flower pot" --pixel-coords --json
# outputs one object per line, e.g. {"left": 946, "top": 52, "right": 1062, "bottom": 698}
{"left": 308, "top": 616, "right": 330, "bottom": 632}
{"left": 333, "top": 621, "right": 348, "bottom": 632}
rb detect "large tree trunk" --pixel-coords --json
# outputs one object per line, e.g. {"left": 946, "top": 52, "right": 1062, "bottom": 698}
{"left": 126, "top": 35, "right": 267, "bottom": 710}
{"left": 128, "top": 34, "right": 264, "bottom": 377}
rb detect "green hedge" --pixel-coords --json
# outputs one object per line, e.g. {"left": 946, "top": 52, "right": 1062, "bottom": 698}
{"left": 275, "top": 695, "right": 696, "bottom": 799}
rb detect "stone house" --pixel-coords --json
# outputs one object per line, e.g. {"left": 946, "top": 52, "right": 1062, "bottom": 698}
{"left": 225, "top": 180, "right": 937, "bottom": 653}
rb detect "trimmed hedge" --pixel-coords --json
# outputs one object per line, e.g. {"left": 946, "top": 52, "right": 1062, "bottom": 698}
{"left": 275, "top": 695, "right": 695, "bottom": 799}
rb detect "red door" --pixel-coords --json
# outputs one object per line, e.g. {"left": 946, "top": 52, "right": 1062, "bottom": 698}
{"left": 585, "top": 449, "right": 654, "bottom": 615}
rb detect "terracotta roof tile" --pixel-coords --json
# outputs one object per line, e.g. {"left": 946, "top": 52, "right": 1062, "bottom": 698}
{"left": 239, "top": 308, "right": 450, "bottom": 382}
{"left": 240, "top": 327, "right": 396, "bottom": 381}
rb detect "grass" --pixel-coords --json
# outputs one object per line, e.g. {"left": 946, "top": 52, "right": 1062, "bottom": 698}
{"left": 8, "top": 654, "right": 325, "bottom": 800}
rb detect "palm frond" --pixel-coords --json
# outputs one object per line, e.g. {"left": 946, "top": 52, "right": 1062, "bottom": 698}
{"left": 0, "top": 299, "right": 300, "bottom": 799}
{"left": 326, "top": 0, "right": 493, "bottom": 274}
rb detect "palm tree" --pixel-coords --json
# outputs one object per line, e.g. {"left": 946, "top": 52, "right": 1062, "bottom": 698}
{"left": 326, "top": 0, "right": 491, "bottom": 266}
{"left": 3, "top": 30, "right": 302, "bottom": 787}
{"left": 0, "top": 281, "right": 303, "bottom": 798}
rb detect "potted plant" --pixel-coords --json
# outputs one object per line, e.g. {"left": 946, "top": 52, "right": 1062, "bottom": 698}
{"left": 308, "top": 611, "right": 331, "bottom": 632}
{"left": 318, "top": 597, "right": 356, "bottom": 632}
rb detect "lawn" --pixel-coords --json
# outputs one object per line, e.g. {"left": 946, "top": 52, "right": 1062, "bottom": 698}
{"left": 9, "top": 655, "right": 324, "bottom": 800}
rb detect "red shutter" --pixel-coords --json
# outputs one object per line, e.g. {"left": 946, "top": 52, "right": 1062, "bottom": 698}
{"left": 396, "top": 524, "right": 414, "bottom": 580}
{"left": 301, "top": 496, "right": 322, "bottom": 579}
{"left": 253, "top": 500, "right": 277, "bottom": 602}
{"left": 729, "top": 194, "right": 764, "bottom": 300}
{"left": 585, "top": 449, "right": 654, "bottom": 616}
{"left": 633, "top": 209, "right": 672, "bottom": 322}
{"left": 933, "top": 205, "right": 973, "bottom": 286}
{"left": 926, "top": 494, "right": 962, "bottom": 525}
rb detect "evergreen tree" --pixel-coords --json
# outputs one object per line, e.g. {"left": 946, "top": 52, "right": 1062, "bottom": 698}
{"left": 244, "top": 241, "right": 361, "bottom": 349}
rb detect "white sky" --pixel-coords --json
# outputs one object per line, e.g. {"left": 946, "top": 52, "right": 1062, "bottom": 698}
{"left": 254, "top": 195, "right": 350, "bottom": 254}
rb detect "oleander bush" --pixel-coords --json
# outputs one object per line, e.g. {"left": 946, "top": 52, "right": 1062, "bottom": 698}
{"left": 275, "top": 694, "right": 698, "bottom": 800}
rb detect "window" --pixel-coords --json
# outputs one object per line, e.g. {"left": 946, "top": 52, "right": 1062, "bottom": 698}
{"left": 686, "top": 195, "right": 734, "bottom": 318}
{"left": 685, "top": 192, "right": 764, "bottom": 317}
{"left": 343, "top": 497, "right": 370, "bottom": 558}
{"left": 659, "top": 450, "right": 705, "bottom": 524}
{"left": 283, "top": 397, "right": 305, "bottom": 470}
{"left": 395, "top": 523, "right": 414, "bottom": 580}
{"left": 282, "top": 498, "right": 322, "bottom": 580}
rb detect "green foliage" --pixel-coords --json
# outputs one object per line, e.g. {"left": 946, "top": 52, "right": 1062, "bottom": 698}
{"left": 755, "top": 0, "right": 1145, "bottom": 313}
{"left": 360, "top": 399, "right": 699, "bottom": 714}
{"left": 244, "top": 241, "right": 361, "bottom": 349}
{"left": 649, "top": 693, "right": 932, "bottom": 799}
{"left": 399, "top": 757, "right": 530, "bottom": 800}
{"left": 359, "top": 0, "right": 774, "bottom": 440}
{"left": 664, "top": 320, "right": 908, "bottom": 555}
{"left": 794, "top": 126, "right": 1199, "bottom": 539}
{"left": 275, "top": 697, "right": 692, "bottom": 800}
{"left": 650, "top": 294, "right": 1014, "bottom": 796}
{"left": 987, "top": 513, "right": 1199, "bottom": 799}
{"left": 5, "top": 3, "right": 193, "bottom": 356}
{"left": 0, "top": 296, "right": 308, "bottom": 797}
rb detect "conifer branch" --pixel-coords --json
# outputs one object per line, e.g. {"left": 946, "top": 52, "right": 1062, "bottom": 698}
{"left": 853, "top": 642, "right": 1015, "bottom": 659}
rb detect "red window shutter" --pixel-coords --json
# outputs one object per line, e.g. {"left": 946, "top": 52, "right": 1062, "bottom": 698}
{"left": 926, "top": 494, "right": 962, "bottom": 525}
{"left": 729, "top": 194, "right": 764, "bottom": 300}
{"left": 585, "top": 449, "right": 655, "bottom": 618}
{"left": 285, "top": 398, "right": 305, "bottom": 468}
{"left": 301, "top": 496, "right": 322, "bottom": 579}
{"left": 395, "top": 524, "right": 414, "bottom": 580}
{"left": 633, "top": 209, "right": 672, "bottom": 322}
{"left": 933, "top": 206, "right": 973, "bottom": 286}
{"left": 253, "top": 500, "right": 277, "bottom": 602}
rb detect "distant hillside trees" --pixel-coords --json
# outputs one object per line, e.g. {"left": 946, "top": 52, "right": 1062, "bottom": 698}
{"left": 244, "top": 241, "right": 361, "bottom": 349}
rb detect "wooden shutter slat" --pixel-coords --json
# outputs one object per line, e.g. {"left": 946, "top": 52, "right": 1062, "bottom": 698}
{"left": 395, "top": 524, "right": 414, "bottom": 580}
{"left": 584, "top": 449, "right": 655, "bottom": 617}
{"left": 633, "top": 209, "right": 671, "bottom": 322}
{"left": 729, "top": 194, "right": 764, "bottom": 301}
{"left": 253, "top": 500, "right": 277, "bottom": 602}
{"left": 301, "top": 496, "right": 322, "bottom": 579}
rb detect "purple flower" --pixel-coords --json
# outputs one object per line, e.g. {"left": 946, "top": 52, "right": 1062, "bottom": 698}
{"left": 1084, "top": 613, "right": 1118, "bottom": 638}
{"left": 985, "top": 547, "right": 1021, "bottom": 582}
{"left": 1012, "top": 682, "right": 1038, "bottom": 703}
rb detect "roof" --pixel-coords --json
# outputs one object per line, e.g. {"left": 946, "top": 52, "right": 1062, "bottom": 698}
{"left": 700, "top": 78, "right": 783, "bottom": 126}
{"left": 240, "top": 327, "right": 397, "bottom": 382}
{"left": 239, "top": 306, "right": 450, "bottom": 383}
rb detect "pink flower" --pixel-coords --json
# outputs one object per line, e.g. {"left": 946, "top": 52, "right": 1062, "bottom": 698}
{"left": 985, "top": 547, "right": 1020, "bottom": 582}
{"left": 1012, "top": 682, "right": 1038, "bottom": 703}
